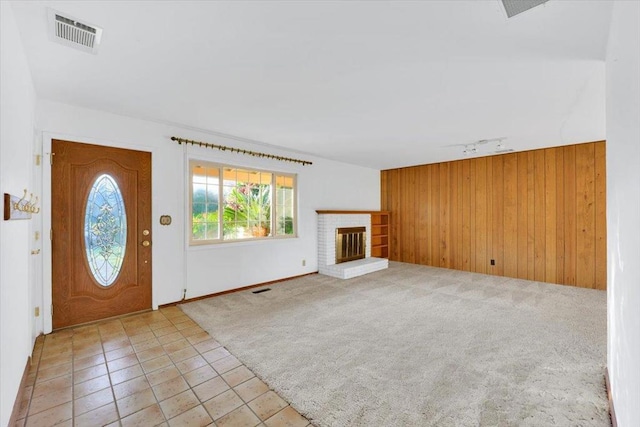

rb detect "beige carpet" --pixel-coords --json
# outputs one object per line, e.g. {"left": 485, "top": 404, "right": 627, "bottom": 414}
{"left": 180, "top": 262, "right": 609, "bottom": 427}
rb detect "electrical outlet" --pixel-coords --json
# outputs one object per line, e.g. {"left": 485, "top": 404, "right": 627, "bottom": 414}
{"left": 302, "top": 259, "right": 306, "bottom": 267}
{"left": 34, "top": 307, "right": 40, "bottom": 317}
{"left": 490, "top": 259, "right": 495, "bottom": 266}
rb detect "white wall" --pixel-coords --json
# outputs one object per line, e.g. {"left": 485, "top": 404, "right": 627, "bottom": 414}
{"left": 0, "top": 2, "right": 37, "bottom": 426}
{"left": 606, "top": 2, "right": 640, "bottom": 426}
{"left": 36, "top": 100, "right": 380, "bottom": 330}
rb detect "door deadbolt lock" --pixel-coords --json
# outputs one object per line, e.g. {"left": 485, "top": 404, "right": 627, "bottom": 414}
{"left": 142, "top": 240, "right": 151, "bottom": 247}
{"left": 142, "top": 229, "right": 150, "bottom": 236}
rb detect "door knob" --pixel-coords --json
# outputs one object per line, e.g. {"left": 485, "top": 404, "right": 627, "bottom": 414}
{"left": 142, "top": 240, "right": 151, "bottom": 247}
{"left": 142, "top": 229, "right": 150, "bottom": 236}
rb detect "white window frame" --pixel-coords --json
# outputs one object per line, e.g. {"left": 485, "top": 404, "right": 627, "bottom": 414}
{"left": 189, "top": 160, "right": 297, "bottom": 245}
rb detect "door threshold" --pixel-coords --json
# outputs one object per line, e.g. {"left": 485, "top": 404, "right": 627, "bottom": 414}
{"left": 52, "top": 308, "right": 154, "bottom": 332}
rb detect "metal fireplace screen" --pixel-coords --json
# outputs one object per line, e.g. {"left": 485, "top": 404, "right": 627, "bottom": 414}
{"left": 335, "top": 227, "right": 366, "bottom": 264}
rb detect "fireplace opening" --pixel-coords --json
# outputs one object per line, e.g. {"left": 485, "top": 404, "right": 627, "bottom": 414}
{"left": 336, "top": 227, "right": 366, "bottom": 264}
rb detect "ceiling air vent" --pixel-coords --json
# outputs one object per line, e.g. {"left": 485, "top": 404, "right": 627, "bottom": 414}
{"left": 501, "top": 0, "right": 550, "bottom": 18}
{"left": 48, "top": 9, "right": 103, "bottom": 54}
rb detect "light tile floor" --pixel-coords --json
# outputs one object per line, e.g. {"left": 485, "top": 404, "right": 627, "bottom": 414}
{"left": 14, "top": 307, "right": 311, "bottom": 427}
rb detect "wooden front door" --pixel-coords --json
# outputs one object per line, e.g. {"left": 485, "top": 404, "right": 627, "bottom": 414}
{"left": 52, "top": 139, "right": 152, "bottom": 329}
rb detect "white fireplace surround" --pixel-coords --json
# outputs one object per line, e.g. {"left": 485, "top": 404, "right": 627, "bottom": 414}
{"left": 317, "top": 213, "right": 388, "bottom": 279}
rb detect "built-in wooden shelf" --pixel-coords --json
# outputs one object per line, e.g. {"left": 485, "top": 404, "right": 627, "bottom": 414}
{"left": 370, "top": 211, "right": 390, "bottom": 259}
{"left": 316, "top": 210, "right": 390, "bottom": 259}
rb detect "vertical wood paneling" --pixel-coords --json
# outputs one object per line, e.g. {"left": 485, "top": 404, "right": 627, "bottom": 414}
{"left": 563, "top": 146, "right": 577, "bottom": 286}
{"left": 422, "top": 166, "right": 431, "bottom": 265}
{"left": 576, "top": 143, "right": 596, "bottom": 288}
{"left": 390, "top": 169, "right": 401, "bottom": 260}
{"left": 381, "top": 170, "right": 388, "bottom": 209}
{"left": 492, "top": 156, "right": 504, "bottom": 276}
{"left": 533, "top": 150, "right": 546, "bottom": 282}
{"left": 517, "top": 152, "right": 529, "bottom": 278}
{"left": 381, "top": 141, "right": 606, "bottom": 289}
{"left": 503, "top": 154, "right": 518, "bottom": 278}
{"left": 405, "top": 167, "right": 417, "bottom": 264}
{"left": 544, "top": 149, "right": 557, "bottom": 284}
{"left": 455, "top": 162, "right": 465, "bottom": 270}
{"left": 475, "top": 158, "right": 488, "bottom": 274}
{"left": 398, "top": 168, "right": 408, "bottom": 262}
{"left": 431, "top": 165, "right": 440, "bottom": 267}
{"left": 527, "top": 151, "right": 535, "bottom": 281}
{"left": 594, "top": 144, "right": 607, "bottom": 290}
{"left": 424, "top": 166, "right": 432, "bottom": 265}
{"left": 486, "top": 157, "right": 494, "bottom": 273}
{"left": 440, "top": 163, "right": 451, "bottom": 268}
{"left": 555, "top": 150, "right": 565, "bottom": 284}
{"left": 462, "top": 160, "right": 471, "bottom": 271}
{"left": 417, "top": 167, "right": 429, "bottom": 265}
{"left": 469, "top": 160, "right": 477, "bottom": 272}
{"left": 449, "top": 162, "right": 459, "bottom": 269}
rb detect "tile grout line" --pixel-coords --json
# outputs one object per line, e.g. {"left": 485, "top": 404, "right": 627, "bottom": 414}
{"left": 158, "top": 314, "right": 216, "bottom": 424}
{"left": 22, "top": 336, "right": 43, "bottom": 425}
{"left": 124, "top": 317, "right": 166, "bottom": 426}
{"left": 99, "top": 318, "right": 123, "bottom": 427}
{"left": 24, "top": 334, "right": 72, "bottom": 425}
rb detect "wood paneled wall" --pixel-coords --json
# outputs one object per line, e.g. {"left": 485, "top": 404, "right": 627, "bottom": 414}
{"left": 381, "top": 141, "right": 606, "bottom": 289}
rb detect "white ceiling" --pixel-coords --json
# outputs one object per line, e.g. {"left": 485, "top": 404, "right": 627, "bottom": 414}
{"left": 10, "top": 0, "right": 613, "bottom": 169}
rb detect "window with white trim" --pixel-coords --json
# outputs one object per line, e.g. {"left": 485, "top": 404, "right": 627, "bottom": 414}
{"left": 190, "top": 161, "right": 296, "bottom": 244}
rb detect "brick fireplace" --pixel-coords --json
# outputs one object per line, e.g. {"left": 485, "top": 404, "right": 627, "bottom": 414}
{"left": 317, "top": 211, "right": 388, "bottom": 279}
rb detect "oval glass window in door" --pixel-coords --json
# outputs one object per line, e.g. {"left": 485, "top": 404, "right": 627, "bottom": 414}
{"left": 84, "top": 174, "right": 127, "bottom": 287}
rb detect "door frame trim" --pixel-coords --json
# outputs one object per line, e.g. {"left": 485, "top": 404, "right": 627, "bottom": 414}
{"left": 42, "top": 132, "right": 157, "bottom": 333}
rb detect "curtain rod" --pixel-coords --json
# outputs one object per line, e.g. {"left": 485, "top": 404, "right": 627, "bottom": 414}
{"left": 170, "top": 136, "right": 313, "bottom": 166}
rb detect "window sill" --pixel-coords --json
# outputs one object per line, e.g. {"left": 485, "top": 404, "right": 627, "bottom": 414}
{"left": 188, "top": 235, "right": 298, "bottom": 250}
